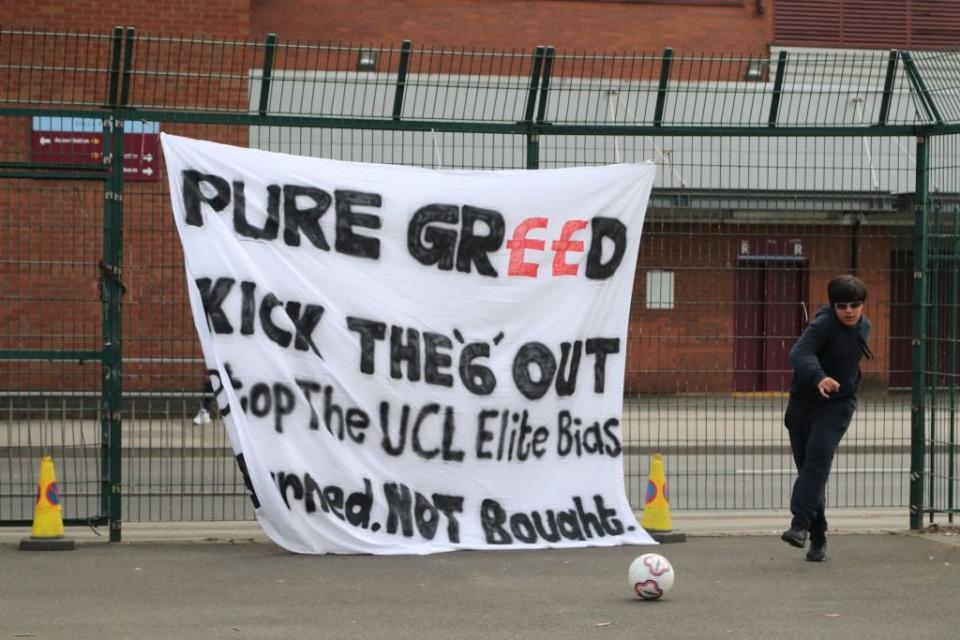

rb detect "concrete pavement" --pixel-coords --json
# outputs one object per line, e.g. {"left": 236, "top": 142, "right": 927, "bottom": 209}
{"left": 0, "top": 514, "right": 958, "bottom": 640}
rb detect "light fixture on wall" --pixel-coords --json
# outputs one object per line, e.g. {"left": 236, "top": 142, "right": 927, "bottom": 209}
{"left": 357, "top": 49, "right": 379, "bottom": 71}
{"left": 743, "top": 59, "right": 765, "bottom": 82}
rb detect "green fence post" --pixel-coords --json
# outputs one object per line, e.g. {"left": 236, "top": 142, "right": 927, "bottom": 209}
{"left": 257, "top": 33, "right": 277, "bottom": 117}
{"left": 909, "top": 135, "right": 930, "bottom": 531}
{"left": 524, "top": 46, "right": 545, "bottom": 170}
{"left": 927, "top": 202, "right": 942, "bottom": 520}
{"left": 876, "top": 50, "right": 898, "bottom": 126}
{"left": 535, "top": 46, "right": 554, "bottom": 125}
{"left": 100, "top": 26, "right": 131, "bottom": 541}
{"left": 767, "top": 50, "right": 788, "bottom": 128}
{"left": 950, "top": 204, "right": 958, "bottom": 523}
{"left": 106, "top": 27, "right": 123, "bottom": 107}
{"left": 526, "top": 131, "right": 540, "bottom": 170}
{"left": 101, "top": 115, "right": 124, "bottom": 543}
{"left": 653, "top": 48, "right": 672, "bottom": 127}
{"left": 391, "top": 40, "right": 412, "bottom": 121}
{"left": 100, "top": 28, "right": 118, "bottom": 532}
{"left": 120, "top": 28, "right": 136, "bottom": 108}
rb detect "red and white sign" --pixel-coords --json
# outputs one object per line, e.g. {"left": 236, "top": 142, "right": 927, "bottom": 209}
{"left": 119, "top": 133, "right": 161, "bottom": 182}
{"left": 31, "top": 117, "right": 160, "bottom": 181}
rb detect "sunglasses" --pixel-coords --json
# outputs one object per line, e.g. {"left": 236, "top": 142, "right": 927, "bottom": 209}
{"left": 834, "top": 301, "right": 864, "bottom": 311}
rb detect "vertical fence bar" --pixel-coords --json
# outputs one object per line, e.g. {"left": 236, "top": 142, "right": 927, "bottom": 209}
{"left": 910, "top": 135, "right": 930, "bottom": 530}
{"left": 120, "top": 27, "right": 136, "bottom": 108}
{"left": 950, "top": 204, "right": 958, "bottom": 522}
{"left": 96, "top": 26, "right": 128, "bottom": 540}
{"left": 524, "top": 46, "right": 545, "bottom": 170}
{"left": 653, "top": 48, "right": 672, "bottom": 127}
{"left": 928, "top": 203, "right": 941, "bottom": 517}
{"left": 535, "top": 46, "right": 554, "bottom": 124}
{"left": 257, "top": 33, "right": 277, "bottom": 117}
{"left": 106, "top": 26, "right": 123, "bottom": 107}
{"left": 391, "top": 40, "right": 412, "bottom": 121}
{"left": 523, "top": 46, "right": 545, "bottom": 124}
{"left": 526, "top": 134, "right": 539, "bottom": 169}
{"left": 876, "top": 50, "right": 898, "bottom": 126}
{"left": 767, "top": 50, "right": 787, "bottom": 127}
{"left": 101, "top": 116, "right": 125, "bottom": 542}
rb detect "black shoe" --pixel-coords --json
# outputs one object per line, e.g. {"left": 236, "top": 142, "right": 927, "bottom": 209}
{"left": 806, "top": 537, "right": 827, "bottom": 562}
{"left": 781, "top": 526, "right": 807, "bottom": 548}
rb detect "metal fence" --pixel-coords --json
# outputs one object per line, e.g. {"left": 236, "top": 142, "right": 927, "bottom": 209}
{"left": 1, "top": 28, "right": 958, "bottom": 540}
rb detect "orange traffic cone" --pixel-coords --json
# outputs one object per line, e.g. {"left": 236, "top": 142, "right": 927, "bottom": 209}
{"left": 641, "top": 453, "right": 686, "bottom": 543}
{"left": 19, "top": 456, "right": 75, "bottom": 551}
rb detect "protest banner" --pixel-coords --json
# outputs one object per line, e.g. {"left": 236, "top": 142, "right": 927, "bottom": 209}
{"left": 162, "top": 134, "right": 656, "bottom": 554}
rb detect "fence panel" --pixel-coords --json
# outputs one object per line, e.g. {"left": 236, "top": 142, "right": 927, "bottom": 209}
{"left": 921, "top": 133, "right": 960, "bottom": 524}
{"left": 0, "top": 180, "right": 107, "bottom": 526}
{"left": 1, "top": 30, "right": 958, "bottom": 532}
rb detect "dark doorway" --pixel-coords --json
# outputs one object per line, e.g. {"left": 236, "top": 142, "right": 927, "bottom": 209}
{"left": 734, "top": 258, "right": 808, "bottom": 392}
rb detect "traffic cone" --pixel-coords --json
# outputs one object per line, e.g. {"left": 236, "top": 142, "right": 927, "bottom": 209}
{"left": 641, "top": 453, "right": 686, "bottom": 543}
{"left": 19, "top": 456, "right": 75, "bottom": 551}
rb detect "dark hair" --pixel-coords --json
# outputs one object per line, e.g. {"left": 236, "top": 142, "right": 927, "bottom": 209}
{"left": 828, "top": 274, "right": 868, "bottom": 305}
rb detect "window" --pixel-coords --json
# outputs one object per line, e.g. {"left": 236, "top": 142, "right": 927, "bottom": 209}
{"left": 646, "top": 270, "right": 675, "bottom": 310}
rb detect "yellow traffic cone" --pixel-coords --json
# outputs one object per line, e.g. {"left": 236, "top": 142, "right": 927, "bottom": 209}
{"left": 641, "top": 453, "right": 686, "bottom": 543}
{"left": 19, "top": 456, "right": 75, "bottom": 551}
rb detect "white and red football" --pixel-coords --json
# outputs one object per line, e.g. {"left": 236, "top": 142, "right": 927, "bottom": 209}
{"left": 628, "top": 553, "right": 675, "bottom": 600}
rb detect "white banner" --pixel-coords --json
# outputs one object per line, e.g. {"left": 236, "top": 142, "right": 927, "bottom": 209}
{"left": 161, "top": 134, "right": 657, "bottom": 554}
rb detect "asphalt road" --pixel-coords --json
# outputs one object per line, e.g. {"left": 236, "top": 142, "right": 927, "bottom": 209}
{"left": 1, "top": 532, "right": 958, "bottom": 640}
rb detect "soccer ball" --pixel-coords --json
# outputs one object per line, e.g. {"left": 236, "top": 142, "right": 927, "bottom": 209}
{"left": 628, "top": 553, "right": 675, "bottom": 600}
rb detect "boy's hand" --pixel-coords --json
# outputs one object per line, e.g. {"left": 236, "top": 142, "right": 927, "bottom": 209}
{"left": 817, "top": 377, "right": 841, "bottom": 398}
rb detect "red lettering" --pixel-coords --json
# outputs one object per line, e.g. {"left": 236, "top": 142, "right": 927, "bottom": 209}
{"left": 550, "top": 219, "right": 587, "bottom": 276}
{"left": 506, "top": 217, "right": 548, "bottom": 277}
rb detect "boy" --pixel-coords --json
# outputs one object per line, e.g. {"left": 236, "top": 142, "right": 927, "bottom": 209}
{"left": 781, "top": 274, "right": 873, "bottom": 562}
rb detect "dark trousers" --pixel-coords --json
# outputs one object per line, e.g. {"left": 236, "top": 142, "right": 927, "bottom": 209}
{"left": 784, "top": 397, "right": 856, "bottom": 538}
{"left": 201, "top": 378, "right": 216, "bottom": 412}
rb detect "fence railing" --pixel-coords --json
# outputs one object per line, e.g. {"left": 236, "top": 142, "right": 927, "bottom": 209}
{"left": 1, "top": 28, "right": 958, "bottom": 539}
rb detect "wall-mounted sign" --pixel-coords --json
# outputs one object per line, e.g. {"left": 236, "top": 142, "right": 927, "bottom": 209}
{"left": 32, "top": 117, "right": 160, "bottom": 181}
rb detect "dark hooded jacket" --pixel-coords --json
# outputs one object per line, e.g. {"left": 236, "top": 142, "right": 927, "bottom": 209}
{"left": 788, "top": 305, "right": 873, "bottom": 403}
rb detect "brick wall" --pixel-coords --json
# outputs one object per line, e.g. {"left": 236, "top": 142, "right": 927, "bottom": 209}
{"left": 250, "top": 0, "right": 772, "bottom": 55}
{"left": 2, "top": 0, "right": 770, "bottom": 52}
{"left": 0, "top": 0, "right": 250, "bottom": 35}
